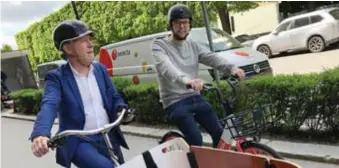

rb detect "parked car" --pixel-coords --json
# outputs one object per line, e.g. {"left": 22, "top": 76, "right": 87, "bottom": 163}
{"left": 36, "top": 59, "right": 67, "bottom": 88}
{"left": 252, "top": 7, "right": 339, "bottom": 58}
{"left": 98, "top": 27, "right": 273, "bottom": 85}
{"left": 233, "top": 34, "right": 256, "bottom": 47}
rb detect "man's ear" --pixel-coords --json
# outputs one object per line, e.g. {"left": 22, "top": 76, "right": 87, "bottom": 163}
{"left": 62, "top": 43, "right": 73, "bottom": 55}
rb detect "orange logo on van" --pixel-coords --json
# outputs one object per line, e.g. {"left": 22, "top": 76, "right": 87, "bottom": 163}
{"left": 235, "top": 52, "right": 249, "bottom": 57}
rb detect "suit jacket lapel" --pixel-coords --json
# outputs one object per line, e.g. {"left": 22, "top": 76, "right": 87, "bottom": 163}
{"left": 64, "top": 63, "right": 85, "bottom": 113}
{"left": 93, "top": 64, "right": 109, "bottom": 113}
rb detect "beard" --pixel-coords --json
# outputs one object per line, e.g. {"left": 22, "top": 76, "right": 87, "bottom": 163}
{"left": 172, "top": 32, "right": 189, "bottom": 41}
{"left": 78, "top": 55, "right": 94, "bottom": 67}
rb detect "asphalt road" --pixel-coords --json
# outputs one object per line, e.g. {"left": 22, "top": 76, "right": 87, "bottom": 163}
{"left": 1, "top": 118, "right": 338, "bottom": 168}
{"left": 269, "top": 48, "right": 339, "bottom": 75}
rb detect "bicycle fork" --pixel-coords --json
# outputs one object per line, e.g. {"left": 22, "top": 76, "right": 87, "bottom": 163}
{"left": 103, "top": 133, "right": 121, "bottom": 166}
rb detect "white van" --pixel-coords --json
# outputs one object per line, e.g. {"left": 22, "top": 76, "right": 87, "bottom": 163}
{"left": 98, "top": 27, "right": 273, "bottom": 85}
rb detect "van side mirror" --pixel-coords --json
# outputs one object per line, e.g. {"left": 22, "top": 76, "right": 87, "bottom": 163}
{"left": 272, "top": 30, "right": 279, "bottom": 35}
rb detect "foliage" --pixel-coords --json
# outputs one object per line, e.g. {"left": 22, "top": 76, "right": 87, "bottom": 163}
{"left": 14, "top": 1, "right": 215, "bottom": 72}
{"left": 1, "top": 44, "right": 13, "bottom": 53}
{"left": 10, "top": 89, "right": 43, "bottom": 115}
{"left": 15, "top": 1, "right": 258, "bottom": 72}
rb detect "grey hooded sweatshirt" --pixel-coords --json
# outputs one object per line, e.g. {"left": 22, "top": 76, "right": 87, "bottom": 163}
{"left": 152, "top": 35, "right": 236, "bottom": 109}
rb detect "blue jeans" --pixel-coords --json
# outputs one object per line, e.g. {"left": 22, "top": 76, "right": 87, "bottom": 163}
{"left": 72, "top": 134, "right": 124, "bottom": 168}
{"left": 166, "top": 95, "right": 223, "bottom": 147}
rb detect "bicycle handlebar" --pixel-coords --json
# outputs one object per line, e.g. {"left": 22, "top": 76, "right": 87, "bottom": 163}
{"left": 47, "top": 106, "right": 132, "bottom": 148}
{"left": 186, "top": 75, "right": 240, "bottom": 118}
{"left": 186, "top": 75, "right": 239, "bottom": 100}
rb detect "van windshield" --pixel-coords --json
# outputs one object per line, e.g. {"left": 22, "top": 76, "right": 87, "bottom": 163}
{"left": 188, "top": 28, "right": 244, "bottom": 52}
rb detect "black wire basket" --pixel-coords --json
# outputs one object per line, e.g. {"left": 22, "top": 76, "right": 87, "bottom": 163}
{"left": 221, "top": 104, "right": 275, "bottom": 139}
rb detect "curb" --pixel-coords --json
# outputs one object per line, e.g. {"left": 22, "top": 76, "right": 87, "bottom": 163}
{"left": 2, "top": 112, "right": 339, "bottom": 165}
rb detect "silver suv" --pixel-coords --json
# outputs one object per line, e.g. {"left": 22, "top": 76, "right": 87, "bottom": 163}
{"left": 252, "top": 7, "right": 339, "bottom": 57}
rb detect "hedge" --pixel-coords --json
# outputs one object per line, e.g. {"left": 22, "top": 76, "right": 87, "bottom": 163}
{"left": 10, "top": 89, "right": 43, "bottom": 115}
{"left": 9, "top": 67, "right": 339, "bottom": 142}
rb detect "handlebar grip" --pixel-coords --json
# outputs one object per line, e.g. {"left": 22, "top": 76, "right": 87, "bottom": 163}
{"left": 186, "top": 84, "right": 192, "bottom": 89}
{"left": 47, "top": 136, "right": 66, "bottom": 149}
{"left": 231, "top": 74, "right": 240, "bottom": 79}
{"left": 47, "top": 140, "right": 55, "bottom": 148}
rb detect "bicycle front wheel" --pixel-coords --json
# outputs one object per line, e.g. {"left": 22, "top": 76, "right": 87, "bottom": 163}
{"left": 240, "top": 141, "right": 284, "bottom": 159}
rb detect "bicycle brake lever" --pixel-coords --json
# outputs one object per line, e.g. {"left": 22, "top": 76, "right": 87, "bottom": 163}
{"left": 47, "top": 136, "right": 67, "bottom": 150}
{"left": 47, "top": 139, "right": 58, "bottom": 150}
{"left": 203, "top": 83, "right": 215, "bottom": 90}
{"left": 122, "top": 108, "right": 136, "bottom": 125}
{"left": 227, "top": 75, "right": 239, "bottom": 86}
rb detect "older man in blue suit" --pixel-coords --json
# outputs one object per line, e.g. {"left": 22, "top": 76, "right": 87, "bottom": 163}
{"left": 30, "top": 20, "right": 130, "bottom": 168}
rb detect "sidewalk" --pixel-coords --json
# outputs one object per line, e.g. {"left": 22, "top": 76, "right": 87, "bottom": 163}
{"left": 1, "top": 109, "right": 339, "bottom": 165}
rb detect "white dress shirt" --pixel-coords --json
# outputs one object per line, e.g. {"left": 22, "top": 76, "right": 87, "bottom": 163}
{"left": 69, "top": 63, "right": 110, "bottom": 130}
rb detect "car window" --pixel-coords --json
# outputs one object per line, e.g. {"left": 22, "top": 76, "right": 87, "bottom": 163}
{"left": 292, "top": 17, "right": 310, "bottom": 29}
{"left": 37, "top": 64, "right": 59, "bottom": 79}
{"left": 310, "top": 15, "right": 323, "bottom": 23}
{"left": 329, "top": 9, "right": 339, "bottom": 20}
{"left": 276, "top": 21, "right": 292, "bottom": 33}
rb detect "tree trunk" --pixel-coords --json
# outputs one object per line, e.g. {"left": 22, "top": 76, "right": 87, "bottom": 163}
{"left": 217, "top": 6, "right": 232, "bottom": 34}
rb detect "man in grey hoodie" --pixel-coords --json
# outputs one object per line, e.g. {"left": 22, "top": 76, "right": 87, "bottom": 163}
{"left": 152, "top": 4, "right": 245, "bottom": 147}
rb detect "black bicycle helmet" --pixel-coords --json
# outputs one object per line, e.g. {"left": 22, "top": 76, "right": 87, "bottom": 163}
{"left": 52, "top": 19, "right": 93, "bottom": 51}
{"left": 168, "top": 4, "right": 193, "bottom": 28}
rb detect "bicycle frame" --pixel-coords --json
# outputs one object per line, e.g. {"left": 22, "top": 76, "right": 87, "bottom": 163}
{"left": 161, "top": 76, "right": 280, "bottom": 158}
{"left": 203, "top": 76, "right": 264, "bottom": 155}
{"left": 48, "top": 107, "right": 129, "bottom": 166}
{"left": 217, "top": 128, "right": 256, "bottom": 153}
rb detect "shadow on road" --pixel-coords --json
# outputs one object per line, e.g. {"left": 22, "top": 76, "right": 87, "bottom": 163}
{"left": 270, "top": 43, "right": 339, "bottom": 59}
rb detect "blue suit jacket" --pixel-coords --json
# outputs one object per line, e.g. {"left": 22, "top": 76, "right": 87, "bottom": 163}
{"left": 30, "top": 62, "right": 129, "bottom": 167}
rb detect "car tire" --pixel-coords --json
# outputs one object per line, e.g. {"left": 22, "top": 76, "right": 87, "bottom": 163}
{"left": 257, "top": 44, "right": 272, "bottom": 58}
{"left": 307, "top": 36, "right": 325, "bottom": 53}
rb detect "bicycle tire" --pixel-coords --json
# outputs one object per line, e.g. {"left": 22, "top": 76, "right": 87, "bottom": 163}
{"left": 240, "top": 141, "right": 284, "bottom": 159}
{"left": 159, "top": 130, "right": 186, "bottom": 144}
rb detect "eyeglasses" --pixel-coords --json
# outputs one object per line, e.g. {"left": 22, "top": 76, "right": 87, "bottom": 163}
{"left": 173, "top": 20, "right": 190, "bottom": 26}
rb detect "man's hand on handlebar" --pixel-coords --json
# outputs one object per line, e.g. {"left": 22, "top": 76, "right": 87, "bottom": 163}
{"left": 31, "top": 136, "right": 50, "bottom": 158}
{"left": 232, "top": 67, "right": 246, "bottom": 80}
{"left": 117, "top": 105, "right": 136, "bottom": 125}
{"left": 186, "top": 79, "right": 204, "bottom": 91}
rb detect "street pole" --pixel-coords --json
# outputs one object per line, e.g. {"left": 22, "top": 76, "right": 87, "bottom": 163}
{"left": 71, "top": 1, "right": 81, "bottom": 20}
{"left": 201, "top": 1, "right": 220, "bottom": 85}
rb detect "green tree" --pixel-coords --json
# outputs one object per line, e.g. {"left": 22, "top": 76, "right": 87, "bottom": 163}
{"left": 1, "top": 44, "right": 13, "bottom": 53}
{"left": 208, "top": 1, "right": 259, "bottom": 34}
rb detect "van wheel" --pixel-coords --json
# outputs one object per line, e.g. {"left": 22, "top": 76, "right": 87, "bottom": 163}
{"left": 257, "top": 45, "right": 272, "bottom": 58}
{"left": 308, "top": 36, "right": 325, "bottom": 53}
